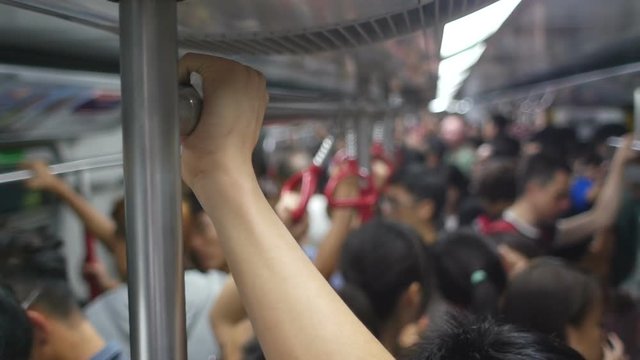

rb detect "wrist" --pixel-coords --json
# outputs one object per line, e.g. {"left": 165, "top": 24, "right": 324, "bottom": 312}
{"left": 50, "top": 179, "right": 71, "bottom": 195}
{"left": 191, "top": 157, "right": 256, "bottom": 197}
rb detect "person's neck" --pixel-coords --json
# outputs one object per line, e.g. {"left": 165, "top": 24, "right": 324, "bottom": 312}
{"left": 507, "top": 199, "right": 539, "bottom": 227}
{"left": 57, "top": 317, "right": 106, "bottom": 360}
{"left": 417, "top": 223, "right": 438, "bottom": 246}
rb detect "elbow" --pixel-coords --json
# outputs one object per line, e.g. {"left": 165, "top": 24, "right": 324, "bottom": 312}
{"left": 592, "top": 208, "right": 616, "bottom": 231}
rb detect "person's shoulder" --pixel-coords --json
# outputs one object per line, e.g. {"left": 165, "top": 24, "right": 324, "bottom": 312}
{"left": 85, "top": 285, "right": 129, "bottom": 310}
{"left": 185, "top": 269, "right": 228, "bottom": 296}
{"left": 91, "top": 342, "right": 129, "bottom": 360}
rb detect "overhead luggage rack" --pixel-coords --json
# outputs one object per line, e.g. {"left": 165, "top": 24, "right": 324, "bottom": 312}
{"left": 1, "top": 0, "right": 498, "bottom": 55}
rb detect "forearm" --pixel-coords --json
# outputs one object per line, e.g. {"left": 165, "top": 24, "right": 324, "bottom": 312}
{"left": 193, "top": 162, "right": 391, "bottom": 360}
{"left": 592, "top": 157, "right": 625, "bottom": 227}
{"left": 211, "top": 277, "right": 249, "bottom": 353}
{"left": 558, "top": 158, "right": 625, "bottom": 244}
{"left": 314, "top": 209, "right": 355, "bottom": 279}
{"left": 53, "top": 182, "right": 117, "bottom": 249}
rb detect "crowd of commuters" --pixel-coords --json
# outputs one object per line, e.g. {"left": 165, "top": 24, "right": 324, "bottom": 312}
{"left": 1, "top": 54, "right": 638, "bottom": 360}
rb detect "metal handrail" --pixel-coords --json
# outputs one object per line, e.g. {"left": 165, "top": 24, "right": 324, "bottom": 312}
{"left": 0, "top": 154, "right": 123, "bottom": 185}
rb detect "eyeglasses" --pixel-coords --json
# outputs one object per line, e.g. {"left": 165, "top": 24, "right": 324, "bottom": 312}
{"left": 0, "top": 283, "right": 42, "bottom": 310}
{"left": 20, "top": 287, "right": 42, "bottom": 310}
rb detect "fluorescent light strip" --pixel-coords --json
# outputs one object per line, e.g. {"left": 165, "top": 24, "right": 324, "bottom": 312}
{"left": 440, "top": 0, "right": 522, "bottom": 58}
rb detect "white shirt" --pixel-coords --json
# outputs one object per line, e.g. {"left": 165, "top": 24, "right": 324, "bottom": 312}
{"left": 85, "top": 270, "right": 228, "bottom": 360}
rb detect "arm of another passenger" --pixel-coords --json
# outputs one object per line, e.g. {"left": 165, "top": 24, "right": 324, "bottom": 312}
{"left": 314, "top": 174, "right": 359, "bottom": 279}
{"left": 23, "top": 161, "right": 119, "bottom": 252}
{"left": 180, "top": 53, "right": 392, "bottom": 360}
{"left": 557, "top": 135, "right": 635, "bottom": 245}
{"left": 210, "top": 277, "right": 252, "bottom": 360}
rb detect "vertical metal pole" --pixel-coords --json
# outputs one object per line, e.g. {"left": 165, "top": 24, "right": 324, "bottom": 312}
{"left": 356, "top": 112, "right": 373, "bottom": 173}
{"left": 119, "top": 1, "right": 186, "bottom": 360}
{"left": 634, "top": 88, "right": 640, "bottom": 139}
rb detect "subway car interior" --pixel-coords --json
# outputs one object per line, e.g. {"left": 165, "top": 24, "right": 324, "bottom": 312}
{"left": 0, "top": 1, "right": 639, "bottom": 359}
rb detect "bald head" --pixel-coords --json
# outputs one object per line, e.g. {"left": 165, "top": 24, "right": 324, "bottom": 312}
{"left": 440, "top": 115, "right": 467, "bottom": 148}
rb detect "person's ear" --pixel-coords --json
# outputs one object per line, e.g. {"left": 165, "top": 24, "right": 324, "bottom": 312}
{"left": 416, "top": 199, "right": 435, "bottom": 221}
{"left": 400, "top": 282, "right": 423, "bottom": 311}
{"left": 26, "top": 310, "right": 51, "bottom": 346}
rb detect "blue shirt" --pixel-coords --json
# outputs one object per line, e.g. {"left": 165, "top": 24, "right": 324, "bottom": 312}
{"left": 570, "top": 177, "right": 594, "bottom": 214}
{"left": 91, "top": 342, "right": 127, "bottom": 360}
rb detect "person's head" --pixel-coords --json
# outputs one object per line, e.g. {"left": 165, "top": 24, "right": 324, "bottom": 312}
{"left": 337, "top": 284, "right": 379, "bottom": 336}
{"left": 0, "top": 230, "right": 104, "bottom": 360}
{"left": 112, "top": 194, "right": 206, "bottom": 275}
{"left": 516, "top": 154, "right": 572, "bottom": 224}
{"left": 482, "top": 114, "right": 510, "bottom": 142}
{"left": 406, "top": 313, "right": 584, "bottom": 360}
{"left": 434, "top": 231, "right": 507, "bottom": 316}
{"left": 491, "top": 135, "right": 521, "bottom": 159}
{"left": 424, "top": 137, "right": 446, "bottom": 169}
{"left": 340, "top": 220, "right": 432, "bottom": 350}
{"left": 110, "top": 197, "right": 128, "bottom": 278}
{"left": 502, "top": 258, "right": 603, "bottom": 360}
{"left": 185, "top": 192, "right": 226, "bottom": 272}
{"left": 592, "top": 123, "right": 627, "bottom": 159}
{"left": 0, "top": 286, "right": 33, "bottom": 360}
{"left": 573, "top": 151, "right": 603, "bottom": 181}
{"left": 381, "top": 165, "right": 446, "bottom": 236}
{"left": 473, "top": 159, "right": 517, "bottom": 218}
{"left": 442, "top": 165, "right": 469, "bottom": 214}
{"left": 440, "top": 115, "right": 467, "bottom": 149}
{"left": 275, "top": 147, "right": 312, "bottom": 185}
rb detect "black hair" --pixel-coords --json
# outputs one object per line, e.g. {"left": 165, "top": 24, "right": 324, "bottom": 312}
{"left": 275, "top": 147, "right": 312, "bottom": 181}
{"left": 576, "top": 151, "right": 603, "bottom": 168}
{"left": 530, "top": 127, "right": 577, "bottom": 161}
{"left": 243, "top": 337, "right": 266, "bottom": 360}
{"left": 337, "top": 284, "right": 379, "bottom": 335}
{"left": 0, "top": 230, "right": 78, "bottom": 320}
{"left": 111, "top": 197, "right": 126, "bottom": 239}
{"left": 434, "top": 231, "right": 507, "bottom": 316}
{"left": 252, "top": 133, "right": 268, "bottom": 178}
{"left": 592, "top": 123, "right": 626, "bottom": 147}
{"left": 340, "top": 219, "right": 432, "bottom": 336}
{"left": 406, "top": 313, "right": 584, "bottom": 360}
{"left": 425, "top": 137, "right": 446, "bottom": 162}
{"left": 491, "top": 135, "right": 521, "bottom": 159}
{"left": 473, "top": 159, "right": 517, "bottom": 204}
{"left": 501, "top": 258, "right": 600, "bottom": 342}
{"left": 457, "top": 197, "right": 485, "bottom": 227}
{"left": 516, "top": 153, "right": 571, "bottom": 195}
{"left": 490, "top": 114, "right": 511, "bottom": 133}
{"left": 389, "top": 164, "right": 447, "bottom": 220}
{"left": 444, "top": 164, "right": 469, "bottom": 196}
{"left": 186, "top": 190, "right": 204, "bottom": 215}
{"left": 0, "top": 286, "right": 33, "bottom": 360}
{"left": 399, "top": 146, "right": 427, "bottom": 167}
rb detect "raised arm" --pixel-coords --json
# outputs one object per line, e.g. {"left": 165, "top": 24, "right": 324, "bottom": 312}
{"left": 211, "top": 277, "right": 253, "bottom": 360}
{"left": 557, "top": 135, "right": 635, "bottom": 245}
{"left": 314, "top": 175, "right": 359, "bottom": 279}
{"left": 23, "top": 162, "right": 119, "bottom": 252}
{"left": 180, "top": 53, "right": 391, "bottom": 360}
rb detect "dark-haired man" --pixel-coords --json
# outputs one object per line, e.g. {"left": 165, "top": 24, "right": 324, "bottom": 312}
{"left": 0, "top": 286, "right": 33, "bottom": 360}
{"left": 380, "top": 164, "right": 446, "bottom": 245}
{"left": 480, "top": 137, "right": 635, "bottom": 256}
{"left": 0, "top": 230, "right": 127, "bottom": 360}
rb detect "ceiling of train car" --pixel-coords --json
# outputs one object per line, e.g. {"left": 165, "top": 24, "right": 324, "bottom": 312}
{"left": 0, "top": 0, "right": 500, "bottom": 108}
{"left": 0, "top": 0, "right": 495, "bottom": 55}
{"left": 461, "top": 0, "right": 640, "bottom": 107}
